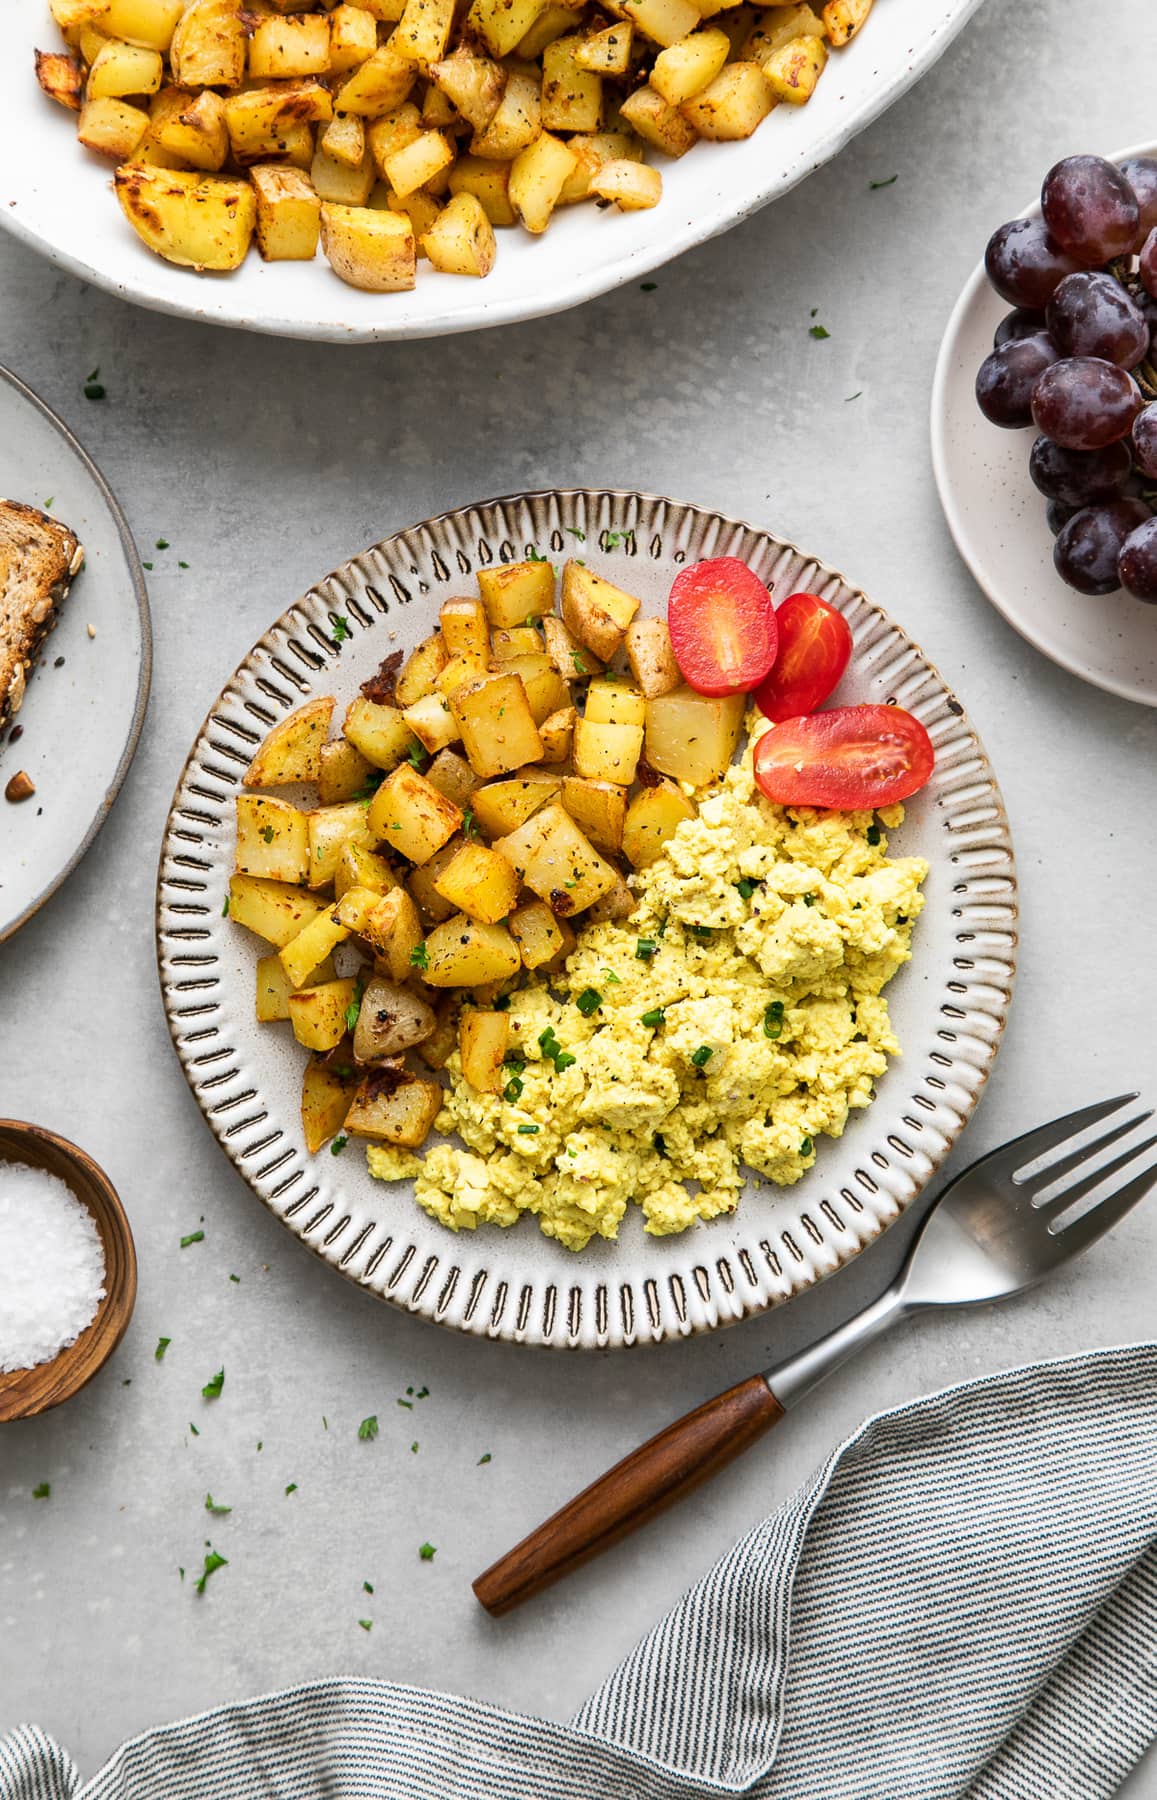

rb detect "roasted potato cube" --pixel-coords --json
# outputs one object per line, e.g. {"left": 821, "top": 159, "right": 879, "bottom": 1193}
{"left": 541, "top": 35, "right": 602, "bottom": 132}
{"left": 761, "top": 30, "right": 826, "bottom": 99}
{"left": 469, "top": 767, "right": 560, "bottom": 837}
{"left": 361, "top": 886, "right": 425, "bottom": 980}
{"left": 470, "top": 71, "right": 541, "bottom": 159}
{"left": 508, "top": 898, "right": 566, "bottom": 970}
{"left": 329, "top": 2, "right": 379, "bottom": 69}
{"left": 477, "top": 559, "right": 554, "bottom": 630}
{"left": 420, "top": 83, "right": 458, "bottom": 128}
{"left": 459, "top": 1009, "right": 509, "bottom": 1091}
{"left": 321, "top": 112, "right": 367, "bottom": 168}
{"left": 621, "top": 779, "right": 696, "bottom": 867}
{"left": 35, "top": 51, "right": 84, "bottom": 111}
{"left": 50, "top": 0, "right": 111, "bottom": 29}
{"left": 509, "top": 130, "right": 576, "bottom": 233}
{"left": 744, "top": 2, "right": 826, "bottom": 60}
{"left": 279, "top": 902, "right": 351, "bottom": 988}
{"left": 406, "top": 836, "right": 464, "bottom": 925}
{"left": 558, "top": 129, "right": 642, "bottom": 202}
{"left": 681, "top": 61, "right": 773, "bottom": 136}
{"left": 153, "top": 89, "right": 229, "bottom": 171}
{"left": 384, "top": 185, "right": 442, "bottom": 252}
{"left": 301, "top": 1059, "right": 356, "bottom": 1152}
{"left": 244, "top": 695, "right": 333, "bottom": 786}
{"left": 587, "top": 873, "right": 634, "bottom": 921}
{"left": 249, "top": 12, "right": 332, "bottom": 77}
{"left": 489, "top": 624, "right": 541, "bottom": 659}
{"left": 538, "top": 705, "right": 574, "bottom": 763}
{"left": 575, "top": 23, "right": 633, "bottom": 72}
{"left": 433, "top": 840, "right": 521, "bottom": 922}
{"left": 516, "top": 3, "right": 576, "bottom": 58}
{"left": 417, "top": 996, "right": 460, "bottom": 1068}
{"left": 392, "top": 0, "right": 455, "bottom": 68}
{"left": 251, "top": 162, "right": 322, "bottom": 259}
{"left": 625, "top": 617, "right": 680, "bottom": 699}
{"left": 345, "top": 1067, "right": 442, "bottom": 1146}
{"left": 235, "top": 794, "right": 310, "bottom": 882}
{"left": 644, "top": 685, "right": 744, "bottom": 786}
{"left": 367, "top": 103, "right": 422, "bottom": 172}
{"left": 448, "top": 154, "right": 515, "bottom": 225}
{"left": 114, "top": 163, "right": 255, "bottom": 267}
{"left": 101, "top": 0, "right": 183, "bottom": 50}
{"left": 255, "top": 950, "right": 334, "bottom": 1020}
{"left": 560, "top": 775, "right": 626, "bottom": 853}
{"left": 224, "top": 81, "right": 333, "bottom": 153}
{"left": 421, "top": 193, "right": 497, "bottom": 277}
{"left": 572, "top": 717, "right": 643, "bottom": 785}
{"left": 429, "top": 45, "right": 504, "bottom": 129}
{"left": 424, "top": 750, "right": 479, "bottom": 810}
{"left": 228, "top": 874, "right": 330, "bottom": 945}
{"left": 289, "top": 977, "right": 361, "bottom": 1051}
{"left": 590, "top": 159, "right": 661, "bottom": 210}
{"left": 541, "top": 612, "right": 603, "bottom": 679}
{"left": 439, "top": 596, "right": 490, "bottom": 661}
{"left": 395, "top": 632, "right": 450, "bottom": 706}
{"left": 322, "top": 195, "right": 414, "bottom": 285}
{"left": 342, "top": 695, "right": 418, "bottom": 768}
{"left": 337, "top": 0, "right": 405, "bottom": 17}
{"left": 467, "top": 0, "right": 548, "bottom": 58}
{"left": 584, "top": 679, "right": 645, "bottom": 727}
{"left": 561, "top": 560, "right": 640, "bottom": 661}
{"left": 353, "top": 976, "right": 436, "bottom": 1061}
{"left": 622, "top": 0, "right": 699, "bottom": 44}
{"left": 80, "top": 97, "right": 149, "bottom": 157}
{"left": 651, "top": 25, "right": 728, "bottom": 101}
{"left": 311, "top": 142, "right": 376, "bottom": 204}
{"left": 87, "top": 39, "right": 163, "bottom": 96}
{"left": 335, "top": 839, "right": 399, "bottom": 899}
{"left": 307, "top": 801, "right": 371, "bottom": 887}
{"left": 435, "top": 651, "right": 491, "bottom": 698}
{"left": 336, "top": 42, "right": 418, "bottom": 114}
{"left": 403, "top": 693, "right": 461, "bottom": 755}
{"left": 499, "top": 655, "right": 569, "bottom": 725}
{"left": 319, "top": 737, "right": 375, "bottom": 803}
{"left": 822, "top": 0, "right": 871, "bottom": 43}
{"left": 618, "top": 84, "right": 696, "bottom": 156}
{"left": 450, "top": 673, "right": 543, "bottom": 778}
{"left": 367, "top": 761, "right": 462, "bottom": 863}
{"left": 383, "top": 129, "right": 454, "bottom": 197}
{"left": 495, "top": 801, "right": 618, "bottom": 915}
{"left": 424, "top": 914, "right": 521, "bottom": 985}
{"left": 169, "top": 0, "right": 246, "bottom": 83}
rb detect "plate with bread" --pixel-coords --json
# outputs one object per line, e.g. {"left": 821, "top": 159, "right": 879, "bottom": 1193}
{"left": 0, "top": 366, "right": 151, "bottom": 944}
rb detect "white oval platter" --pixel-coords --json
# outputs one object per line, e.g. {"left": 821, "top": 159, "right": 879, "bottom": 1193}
{"left": 156, "top": 490, "right": 1016, "bottom": 1350}
{"left": 3, "top": 0, "right": 986, "bottom": 343}
{"left": 931, "top": 139, "right": 1157, "bottom": 709}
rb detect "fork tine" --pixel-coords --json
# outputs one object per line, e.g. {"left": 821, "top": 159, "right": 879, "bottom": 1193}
{"left": 1033, "top": 1131, "right": 1157, "bottom": 1221}
{"left": 1003, "top": 1093, "right": 1143, "bottom": 1185}
{"left": 1052, "top": 1142, "right": 1157, "bottom": 1253}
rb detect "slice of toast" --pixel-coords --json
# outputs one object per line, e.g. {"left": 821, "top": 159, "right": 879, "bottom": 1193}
{"left": 0, "top": 501, "right": 84, "bottom": 739}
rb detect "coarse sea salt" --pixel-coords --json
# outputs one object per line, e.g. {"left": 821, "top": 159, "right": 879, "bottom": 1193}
{"left": 0, "top": 1161, "right": 106, "bottom": 1373}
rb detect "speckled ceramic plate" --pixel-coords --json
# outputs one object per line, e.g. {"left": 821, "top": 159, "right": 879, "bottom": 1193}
{"left": 2, "top": 0, "right": 987, "bottom": 343}
{"left": 931, "top": 141, "right": 1157, "bottom": 708}
{"left": 0, "top": 366, "right": 151, "bottom": 945}
{"left": 156, "top": 491, "right": 1016, "bottom": 1350}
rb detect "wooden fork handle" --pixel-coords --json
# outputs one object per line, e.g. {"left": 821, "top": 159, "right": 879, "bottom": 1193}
{"left": 473, "top": 1374, "right": 784, "bottom": 1616}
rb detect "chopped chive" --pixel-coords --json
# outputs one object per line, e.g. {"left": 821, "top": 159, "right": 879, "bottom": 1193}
{"left": 763, "top": 1001, "right": 785, "bottom": 1039}
{"left": 180, "top": 1230, "right": 204, "bottom": 1248}
{"left": 358, "top": 1415, "right": 379, "bottom": 1441}
{"left": 690, "top": 925, "right": 713, "bottom": 942}
{"left": 155, "top": 1336, "right": 171, "bottom": 1361}
{"left": 735, "top": 878, "right": 756, "bottom": 899}
{"left": 202, "top": 1368, "right": 224, "bottom": 1400}
{"left": 800, "top": 1136, "right": 814, "bottom": 1155}
{"left": 553, "top": 1050, "right": 576, "bottom": 1072}
{"left": 503, "top": 1076, "right": 524, "bottom": 1102}
{"left": 641, "top": 1007, "right": 664, "bottom": 1028}
{"left": 285, "top": 1484, "right": 298, "bottom": 1495}
{"left": 204, "top": 1494, "right": 231, "bottom": 1516}
{"left": 635, "top": 937, "right": 657, "bottom": 960}
{"left": 364, "top": 1580, "right": 374, "bottom": 1593}
{"left": 870, "top": 173, "right": 898, "bottom": 189}
{"left": 690, "top": 1045, "right": 714, "bottom": 1068}
{"left": 517, "top": 1123, "right": 540, "bottom": 1135}
{"left": 803, "top": 894, "right": 815, "bottom": 907}
{"left": 221, "top": 895, "right": 230, "bottom": 916}
{"left": 576, "top": 987, "right": 602, "bottom": 1016}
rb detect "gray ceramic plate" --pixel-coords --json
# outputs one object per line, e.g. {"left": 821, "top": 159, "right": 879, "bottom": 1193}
{"left": 0, "top": 367, "right": 151, "bottom": 943}
{"left": 157, "top": 491, "right": 1017, "bottom": 1350}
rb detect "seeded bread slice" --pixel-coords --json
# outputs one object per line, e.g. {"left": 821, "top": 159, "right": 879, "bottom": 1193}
{"left": 0, "top": 501, "right": 84, "bottom": 739}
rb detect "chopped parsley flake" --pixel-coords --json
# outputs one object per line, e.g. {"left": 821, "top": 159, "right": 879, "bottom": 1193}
{"left": 155, "top": 537, "right": 170, "bottom": 550}
{"left": 83, "top": 368, "right": 106, "bottom": 400}
{"left": 155, "top": 1336, "right": 171, "bottom": 1361}
{"left": 202, "top": 1368, "right": 225, "bottom": 1400}
{"left": 572, "top": 651, "right": 589, "bottom": 674}
{"left": 640, "top": 281, "right": 657, "bottom": 292}
{"left": 478, "top": 1452, "right": 492, "bottom": 1465}
{"left": 229, "top": 1273, "right": 240, "bottom": 1284}
{"left": 690, "top": 1045, "right": 714, "bottom": 1068}
{"left": 180, "top": 1230, "right": 204, "bottom": 1248}
{"left": 601, "top": 969, "right": 621, "bottom": 985}
{"left": 410, "top": 941, "right": 429, "bottom": 970}
{"left": 407, "top": 741, "right": 429, "bottom": 769}
{"left": 189, "top": 1422, "right": 200, "bottom": 1437}
{"left": 345, "top": 994, "right": 362, "bottom": 1031}
{"left": 526, "top": 547, "right": 546, "bottom": 562}
{"left": 332, "top": 615, "right": 351, "bottom": 643}
{"left": 195, "top": 1551, "right": 227, "bottom": 1594}
{"left": 641, "top": 1007, "right": 665, "bottom": 1028}
{"left": 358, "top": 1619, "right": 372, "bottom": 1632}
{"left": 576, "top": 987, "right": 602, "bottom": 1016}
{"left": 566, "top": 527, "right": 586, "bottom": 541}
{"left": 261, "top": 824, "right": 275, "bottom": 843}
{"left": 604, "top": 531, "right": 625, "bottom": 549}
{"left": 418, "top": 1543, "right": 437, "bottom": 1562}
{"left": 330, "top": 1135, "right": 348, "bottom": 1156}
{"left": 800, "top": 1136, "right": 814, "bottom": 1156}
{"left": 358, "top": 1415, "right": 379, "bottom": 1441}
{"left": 32, "top": 1482, "right": 50, "bottom": 1500}
{"left": 364, "top": 1580, "right": 374, "bottom": 1593}
{"left": 204, "top": 1494, "right": 231, "bottom": 1515}
{"left": 462, "top": 808, "right": 478, "bottom": 839}
{"left": 809, "top": 324, "right": 830, "bottom": 340}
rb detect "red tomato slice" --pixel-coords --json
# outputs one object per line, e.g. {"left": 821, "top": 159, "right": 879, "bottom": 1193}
{"left": 753, "top": 705, "right": 935, "bottom": 809}
{"left": 667, "top": 557, "right": 778, "bottom": 697}
{"left": 754, "top": 592, "right": 853, "bottom": 723}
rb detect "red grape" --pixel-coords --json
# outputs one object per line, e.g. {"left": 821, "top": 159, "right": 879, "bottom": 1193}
{"left": 1031, "top": 358, "right": 1142, "bottom": 450}
{"left": 1131, "top": 404, "right": 1157, "bottom": 479}
{"left": 984, "top": 218, "right": 1081, "bottom": 310}
{"left": 975, "top": 334, "right": 1059, "bottom": 428}
{"left": 1028, "top": 435, "right": 1132, "bottom": 505}
{"left": 1045, "top": 272, "right": 1149, "bottom": 368}
{"left": 1140, "top": 227, "right": 1157, "bottom": 301}
{"left": 1121, "top": 157, "right": 1157, "bottom": 244}
{"left": 1041, "top": 155, "right": 1140, "bottom": 265}
{"left": 993, "top": 308, "right": 1046, "bottom": 348}
{"left": 1046, "top": 499, "right": 1078, "bottom": 536}
{"left": 1053, "top": 499, "right": 1150, "bottom": 594}
{"left": 1118, "top": 515, "right": 1157, "bottom": 601}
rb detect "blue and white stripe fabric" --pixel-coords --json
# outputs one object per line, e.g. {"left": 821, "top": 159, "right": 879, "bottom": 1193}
{"left": 3, "top": 1343, "right": 1155, "bottom": 1800}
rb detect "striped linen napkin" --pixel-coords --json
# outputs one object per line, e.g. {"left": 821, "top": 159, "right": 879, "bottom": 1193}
{"left": 3, "top": 1343, "right": 1155, "bottom": 1800}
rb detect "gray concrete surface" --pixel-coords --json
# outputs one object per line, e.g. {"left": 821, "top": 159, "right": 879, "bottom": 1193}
{"left": 3, "top": 0, "right": 1157, "bottom": 1787}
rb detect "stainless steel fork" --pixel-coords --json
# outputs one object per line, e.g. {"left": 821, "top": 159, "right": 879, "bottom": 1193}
{"left": 475, "top": 1094, "right": 1157, "bottom": 1614}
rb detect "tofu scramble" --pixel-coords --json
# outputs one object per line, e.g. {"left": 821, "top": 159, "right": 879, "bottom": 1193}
{"left": 367, "top": 717, "right": 928, "bottom": 1252}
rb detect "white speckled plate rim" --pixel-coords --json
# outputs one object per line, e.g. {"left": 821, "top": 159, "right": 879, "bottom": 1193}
{"left": 156, "top": 489, "right": 1017, "bottom": 1350}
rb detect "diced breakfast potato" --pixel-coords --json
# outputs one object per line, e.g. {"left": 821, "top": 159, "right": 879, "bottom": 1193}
{"left": 336, "top": 43, "right": 416, "bottom": 114}
{"left": 367, "top": 763, "right": 462, "bottom": 863}
{"left": 561, "top": 561, "right": 640, "bottom": 661}
{"left": 621, "top": 779, "right": 696, "bottom": 866}
{"left": 622, "top": 0, "right": 701, "bottom": 46}
{"left": 170, "top": 0, "right": 247, "bottom": 85}
{"left": 257, "top": 951, "right": 336, "bottom": 1021}
{"left": 459, "top": 1009, "right": 509, "bottom": 1091}
{"left": 35, "top": 50, "right": 84, "bottom": 110}
{"left": 587, "top": 873, "right": 634, "bottom": 920}
{"left": 433, "top": 840, "right": 521, "bottom": 923}
{"left": 317, "top": 739, "right": 370, "bottom": 807}
{"left": 353, "top": 977, "right": 436, "bottom": 1062}
{"left": 477, "top": 561, "right": 555, "bottom": 631}
{"left": 235, "top": 794, "right": 310, "bottom": 883}
{"left": 152, "top": 89, "right": 228, "bottom": 171}
{"left": 396, "top": 633, "right": 450, "bottom": 707}
{"left": 392, "top": 0, "right": 455, "bottom": 69}
{"left": 762, "top": 32, "right": 827, "bottom": 101}
{"left": 289, "top": 977, "right": 361, "bottom": 1051}
{"left": 244, "top": 696, "right": 333, "bottom": 786}
{"left": 420, "top": 194, "right": 496, "bottom": 276}
{"left": 307, "top": 801, "right": 371, "bottom": 888}
{"left": 384, "top": 130, "right": 454, "bottom": 199}
{"left": 435, "top": 652, "right": 489, "bottom": 697}
{"left": 644, "top": 685, "right": 745, "bottom": 786}
{"left": 228, "top": 874, "right": 330, "bottom": 946}
{"left": 561, "top": 775, "right": 626, "bottom": 853}
{"left": 87, "top": 39, "right": 163, "bottom": 97}
{"left": 365, "top": 887, "right": 424, "bottom": 982}
{"left": 416, "top": 998, "right": 460, "bottom": 1069}
{"left": 538, "top": 706, "right": 575, "bottom": 762}
{"left": 651, "top": 27, "right": 729, "bottom": 103}
{"left": 102, "top": 0, "right": 184, "bottom": 52}
{"left": 249, "top": 13, "right": 332, "bottom": 78}
{"left": 618, "top": 84, "right": 697, "bottom": 157}
{"left": 450, "top": 674, "right": 543, "bottom": 779}
{"left": 517, "top": 4, "right": 575, "bottom": 60}
{"left": 560, "top": 131, "right": 644, "bottom": 202}
{"left": 80, "top": 97, "right": 149, "bottom": 157}
{"left": 407, "top": 837, "right": 463, "bottom": 925}
{"left": 822, "top": 0, "right": 871, "bottom": 44}
{"left": 301, "top": 1060, "right": 356, "bottom": 1152}
{"left": 334, "top": 841, "right": 398, "bottom": 900}
{"left": 575, "top": 23, "right": 633, "bottom": 73}
{"left": 470, "top": 70, "right": 541, "bottom": 159}
{"left": 313, "top": 142, "right": 376, "bottom": 204}
{"left": 590, "top": 160, "right": 662, "bottom": 210}
{"left": 491, "top": 626, "right": 543, "bottom": 662}
{"left": 440, "top": 596, "right": 490, "bottom": 660}
{"left": 744, "top": 3, "right": 827, "bottom": 61}
{"left": 542, "top": 37, "right": 602, "bottom": 133}
{"left": 448, "top": 156, "right": 516, "bottom": 227}
{"left": 508, "top": 899, "right": 567, "bottom": 969}
{"left": 625, "top": 617, "right": 681, "bottom": 699}
{"left": 467, "top": 0, "right": 548, "bottom": 59}
{"left": 500, "top": 655, "right": 570, "bottom": 725}
{"left": 680, "top": 61, "right": 774, "bottom": 137}
{"left": 424, "top": 748, "right": 479, "bottom": 809}
{"left": 584, "top": 679, "right": 645, "bottom": 727}
{"left": 321, "top": 202, "right": 416, "bottom": 290}
{"left": 495, "top": 802, "right": 618, "bottom": 915}
{"left": 343, "top": 696, "right": 418, "bottom": 769}
{"left": 572, "top": 717, "right": 644, "bottom": 785}
{"left": 321, "top": 113, "right": 367, "bottom": 169}
{"left": 403, "top": 693, "right": 462, "bottom": 754}
{"left": 470, "top": 768, "right": 560, "bottom": 836}
{"left": 329, "top": 2, "right": 379, "bottom": 71}
{"left": 430, "top": 44, "right": 504, "bottom": 129}
{"left": 114, "top": 165, "right": 255, "bottom": 269}
{"left": 509, "top": 132, "right": 577, "bottom": 234}
{"left": 344, "top": 1069, "right": 443, "bottom": 1146}
{"left": 424, "top": 915, "right": 521, "bottom": 986}
{"left": 50, "top": 0, "right": 111, "bottom": 30}
{"left": 542, "top": 613, "right": 604, "bottom": 680}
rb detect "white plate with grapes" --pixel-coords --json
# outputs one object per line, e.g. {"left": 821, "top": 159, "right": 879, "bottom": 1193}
{"left": 932, "top": 145, "right": 1157, "bottom": 708}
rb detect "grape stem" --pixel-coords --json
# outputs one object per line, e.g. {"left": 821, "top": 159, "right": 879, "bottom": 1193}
{"left": 1108, "top": 255, "right": 1157, "bottom": 399}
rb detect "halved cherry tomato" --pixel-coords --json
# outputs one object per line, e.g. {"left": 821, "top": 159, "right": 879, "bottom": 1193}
{"left": 754, "top": 592, "right": 853, "bottom": 723}
{"left": 753, "top": 705, "right": 935, "bottom": 809}
{"left": 667, "top": 557, "right": 778, "bottom": 697}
